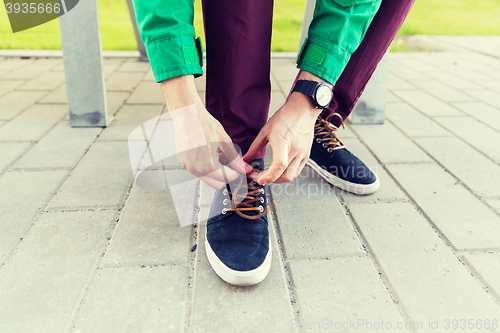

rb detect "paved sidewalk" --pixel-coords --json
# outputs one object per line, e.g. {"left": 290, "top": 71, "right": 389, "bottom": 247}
{"left": 1, "top": 37, "right": 500, "bottom": 332}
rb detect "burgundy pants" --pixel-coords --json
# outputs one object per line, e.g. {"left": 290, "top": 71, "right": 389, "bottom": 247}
{"left": 202, "top": 0, "right": 415, "bottom": 156}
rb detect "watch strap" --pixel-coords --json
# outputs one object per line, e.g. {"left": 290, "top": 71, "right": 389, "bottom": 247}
{"left": 292, "top": 80, "right": 319, "bottom": 98}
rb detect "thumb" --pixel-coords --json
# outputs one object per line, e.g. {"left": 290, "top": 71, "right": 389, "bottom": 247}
{"left": 243, "top": 131, "right": 268, "bottom": 163}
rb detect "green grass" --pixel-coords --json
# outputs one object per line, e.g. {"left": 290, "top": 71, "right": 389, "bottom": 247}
{"left": 1, "top": 0, "right": 499, "bottom": 51}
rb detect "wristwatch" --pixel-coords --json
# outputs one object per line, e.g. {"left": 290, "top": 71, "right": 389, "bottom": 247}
{"left": 291, "top": 80, "right": 333, "bottom": 109}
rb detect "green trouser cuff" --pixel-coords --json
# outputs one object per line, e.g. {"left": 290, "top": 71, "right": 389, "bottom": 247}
{"left": 297, "top": 37, "right": 351, "bottom": 85}
{"left": 146, "top": 35, "right": 204, "bottom": 83}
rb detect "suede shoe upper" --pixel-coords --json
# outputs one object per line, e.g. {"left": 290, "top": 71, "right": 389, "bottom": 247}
{"left": 206, "top": 158, "right": 269, "bottom": 272}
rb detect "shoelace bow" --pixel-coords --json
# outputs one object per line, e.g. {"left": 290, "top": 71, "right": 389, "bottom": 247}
{"left": 216, "top": 150, "right": 275, "bottom": 220}
{"left": 223, "top": 162, "right": 276, "bottom": 220}
{"left": 314, "top": 113, "right": 347, "bottom": 152}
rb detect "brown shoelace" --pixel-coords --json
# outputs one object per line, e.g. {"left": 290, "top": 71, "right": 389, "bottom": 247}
{"left": 314, "top": 113, "right": 347, "bottom": 153}
{"left": 217, "top": 150, "right": 275, "bottom": 220}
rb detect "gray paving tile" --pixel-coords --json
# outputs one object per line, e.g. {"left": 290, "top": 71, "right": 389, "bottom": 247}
{"left": 107, "top": 91, "right": 129, "bottom": 116}
{"left": 0, "top": 142, "right": 31, "bottom": 171}
{"left": 466, "top": 90, "right": 500, "bottom": 108}
{"left": 118, "top": 61, "right": 150, "bottom": 72}
{"left": 74, "top": 266, "right": 188, "bottom": 332}
{"left": 350, "top": 122, "right": 432, "bottom": 164}
{"left": 47, "top": 141, "right": 132, "bottom": 209}
{"left": 451, "top": 101, "right": 500, "bottom": 132}
{"left": 386, "top": 102, "right": 451, "bottom": 137}
{"left": 271, "top": 61, "right": 298, "bottom": 81}
{"left": 463, "top": 252, "right": 500, "bottom": 297}
{"left": 337, "top": 137, "right": 407, "bottom": 204}
{"left": 0, "top": 79, "right": 25, "bottom": 96}
{"left": 105, "top": 71, "right": 144, "bottom": 91}
{"left": 271, "top": 170, "right": 364, "bottom": 259}
{"left": 0, "top": 90, "right": 48, "bottom": 120}
{"left": 393, "top": 90, "right": 464, "bottom": 117}
{"left": 0, "top": 59, "right": 32, "bottom": 71}
{"left": 486, "top": 199, "right": 500, "bottom": 214}
{"left": 126, "top": 81, "right": 164, "bottom": 104}
{"left": 386, "top": 92, "right": 402, "bottom": 103}
{"left": 2, "top": 62, "right": 56, "bottom": 80}
{"left": 0, "top": 104, "right": 67, "bottom": 141}
{"left": 102, "top": 62, "right": 122, "bottom": 79}
{"left": 98, "top": 104, "right": 161, "bottom": 141}
{"left": 271, "top": 73, "right": 281, "bottom": 91}
{"left": 478, "top": 79, "right": 500, "bottom": 94}
{"left": 0, "top": 210, "right": 114, "bottom": 332}
{"left": 13, "top": 121, "right": 100, "bottom": 169}
{"left": 290, "top": 258, "right": 408, "bottom": 331}
{"left": 143, "top": 69, "right": 155, "bottom": 81}
{"left": 0, "top": 170, "right": 67, "bottom": 260}
{"left": 37, "top": 84, "right": 67, "bottom": 104}
{"left": 414, "top": 137, "right": 500, "bottom": 197}
{"left": 400, "top": 57, "right": 442, "bottom": 74}
{"left": 350, "top": 202, "right": 500, "bottom": 327}
{"left": 425, "top": 71, "right": 484, "bottom": 91}
{"left": 102, "top": 183, "right": 192, "bottom": 267}
{"left": 389, "top": 62, "right": 430, "bottom": 80}
{"left": 435, "top": 116, "right": 500, "bottom": 162}
{"left": 269, "top": 91, "right": 286, "bottom": 119}
{"left": 194, "top": 74, "right": 206, "bottom": 91}
{"left": 411, "top": 80, "right": 476, "bottom": 102}
{"left": 387, "top": 73, "right": 416, "bottom": 90}
{"left": 190, "top": 222, "right": 293, "bottom": 333}
{"left": 17, "top": 71, "right": 65, "bottom": 91}
{"left": 388, "top": 163, "right": 500, "bottom": 250}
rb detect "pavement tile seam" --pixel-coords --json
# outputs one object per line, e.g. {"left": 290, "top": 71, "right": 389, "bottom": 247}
{"left": 457, "top": 255, "right": 500, "bottom": 308}
{"left": 383, "top": 162, "right": 477, "bottom": 251}
{"left": 316, "top": 200, "right": 416, "bottom": 328}
{"left": 61, "top": 210, "right": 132, "bottom": 331}
{"left": 411, "top": 139, "right": 500, "bottom": 199}
{"left": 182, "top": 182, "right": 203, "bottom": 331}
{"left": 265, "top": 204, "right": 301, "bottom": 323}
{"left": 343, "top": 200, "right": 468, "bottom": 326}
{"left": 0, "top": 142, "right": 34, "bottom": 175}
{"left": 0, "top": 171, "right": 71, "bottom": 266}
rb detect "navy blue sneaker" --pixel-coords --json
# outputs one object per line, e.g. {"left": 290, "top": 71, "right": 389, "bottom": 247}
{"left": 307, "top": 114, "right": 380, "bottom": 195}
{"left": 205, "top": 158, "right": 271, "bottom": 286}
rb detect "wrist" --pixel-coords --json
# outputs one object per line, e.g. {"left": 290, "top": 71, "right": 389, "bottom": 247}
{"left": 161, "top": 75, "right": 203, "bottom": 111}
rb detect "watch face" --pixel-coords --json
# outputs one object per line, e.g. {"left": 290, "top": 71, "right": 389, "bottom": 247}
{"left": 316, "top": 85, "right": 333, "bottom": 108}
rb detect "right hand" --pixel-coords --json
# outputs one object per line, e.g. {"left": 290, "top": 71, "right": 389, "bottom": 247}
{"left": 162, "top": 75, "right": 251, "bottom": 189}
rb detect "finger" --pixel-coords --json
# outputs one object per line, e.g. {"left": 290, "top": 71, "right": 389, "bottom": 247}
{"left": 257, "top": 137, "right": 290, "bottom": 184}
{"left": 295, "top": 157, "right": 308, "bottom": 179}
{"left": 204, "top": 165, "right": 241, "bottom": 183}
{"left": 199, "top": 174, "right": 226, "bottom": 190}
{"left": 243, "top": 130, "right": 268, "bottom": 163}
{"left": 219, "top": 143, "right": 252, "bottom": 174}
{"left": 274, "top": 156, "right": 302, "bottom": 184}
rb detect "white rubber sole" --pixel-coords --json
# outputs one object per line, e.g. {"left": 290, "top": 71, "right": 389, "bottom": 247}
{"left": 205, "top": 235, "right": 272, "bottom": 287}
{"left": 306, "top": 158, "right": 380, "bottom": 195}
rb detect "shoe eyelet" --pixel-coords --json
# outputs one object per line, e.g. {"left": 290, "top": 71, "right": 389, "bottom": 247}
{"left": 260, "top": 198, "right": 264, "bottom": 203}
{"left": 316, "top": 138, "right": 321, "bottom": 143}
{"left": 223, "top": 189, "right": 228, "bottom": 195}
{"left": 322, "top": 143, "right": 327, "bottom": 148}
{"left": 223, "top": 199, "right": 228, "bottom": 205}
{"left": 258, "top": 205, "right": 264, "bottom": 212}
{"left": 260, "top": 189, "right": 264, "bottom": 194}
{"left": 327, "top": 148, "right": 333, "bottom": 153}
{"left": 222, "top": 208, "right": 227, "bottom": 214}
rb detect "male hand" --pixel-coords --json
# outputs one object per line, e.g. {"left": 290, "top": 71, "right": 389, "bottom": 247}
{"left": 243, "top": 70, "right": 331, "bottom": 184}
{"left": 162, "top": 75, "right": 251, "bottom": 189}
